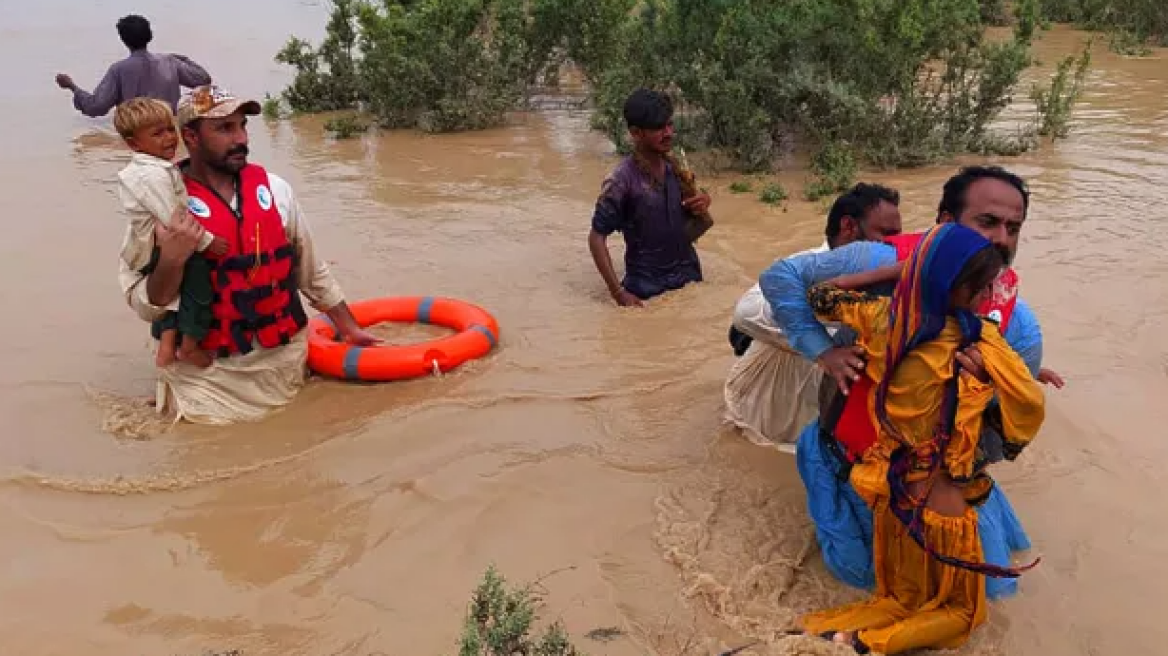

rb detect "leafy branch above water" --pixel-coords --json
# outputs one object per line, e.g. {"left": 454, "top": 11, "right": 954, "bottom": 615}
{"left": 458, "top": 565, "right": 584, "bottom": 656}
{"left": 1031, "top": 39, "right": 1093, "bottom": 139}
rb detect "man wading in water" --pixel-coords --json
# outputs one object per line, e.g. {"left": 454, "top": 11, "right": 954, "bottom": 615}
{"left": 588, "top": 88, "right": 713, "bottom": 307}
{"left": 55, "top": 14, "right": 212, "bottom": 117}
{"left": 118, "top": 85, "right": 378, "bottom": 424}
{"left": 724, "top": 183, "right": 903, "bottom": 451}
{"left": 760, "top": 165, "right": 1065, "bottom": 599}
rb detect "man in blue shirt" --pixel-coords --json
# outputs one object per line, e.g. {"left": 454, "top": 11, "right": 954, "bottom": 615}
{"left": 759, "top": 165, "right": 1063, "bottom": 598}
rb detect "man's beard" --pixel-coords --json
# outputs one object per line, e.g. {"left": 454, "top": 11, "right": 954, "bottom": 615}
{"left": 207, "top": 144, "right": 249, "bottom": 174}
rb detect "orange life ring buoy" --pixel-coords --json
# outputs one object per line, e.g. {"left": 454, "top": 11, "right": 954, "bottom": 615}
{"left": 306, "top": 296, "right": 500, "bottom": 381}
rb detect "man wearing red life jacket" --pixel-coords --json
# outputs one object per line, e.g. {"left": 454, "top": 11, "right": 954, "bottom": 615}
{"left": 118, "top": 85, "right": 378, "bottom": 424}
{"left": 758, "top": 165, "right": 1063, "bottom": 599}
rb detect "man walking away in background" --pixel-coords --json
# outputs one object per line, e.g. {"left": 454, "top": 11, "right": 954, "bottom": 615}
{"left": 55, "top": 14, "right": 213, "bottom": 117}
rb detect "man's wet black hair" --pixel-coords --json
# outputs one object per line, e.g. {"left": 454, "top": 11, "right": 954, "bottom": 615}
{"left": 825, "top": 183, "right": 901, "bottom": 241}
{"left": 623, "top": 88, "right": 674, "bottom": 130}
{"left": 937, "top": 165, "right": 1030, "bottom": 223}
{"left": 117, "top": 15, "right": 153, "bottom": 51}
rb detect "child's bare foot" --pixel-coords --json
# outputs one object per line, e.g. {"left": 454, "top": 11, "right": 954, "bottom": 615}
{"left": 177, "top": 345, "right": 213, "bottom": 368}
{"left": 816, "top": 631, "right": 870, "bottom": 654}
{"left": 177, "top": 335, "right": 212, "bottom": 368}
{"left": 157, "top": 328, "right": 179, "bottom": 367}
{"left": 177, "top": 347, "right": 213, "bottom": 368}
{"left": 790, "top": 630, "right": 869, "bottom": 654}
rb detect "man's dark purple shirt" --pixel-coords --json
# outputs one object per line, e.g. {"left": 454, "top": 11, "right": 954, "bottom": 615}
{"left": 591, "top": 156, "right": 703, "bottom": 300}
{"left": 71, "top": 50, "right": 212, "bottom": 117}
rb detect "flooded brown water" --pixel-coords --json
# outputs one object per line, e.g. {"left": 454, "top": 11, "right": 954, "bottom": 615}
{"left": 2, "top": 3, "right": 1165, "bottom": 654}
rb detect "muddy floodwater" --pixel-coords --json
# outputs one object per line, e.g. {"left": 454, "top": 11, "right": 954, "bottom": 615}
{"left": 1, "top": 3, "right": 1166, "bottom": 655}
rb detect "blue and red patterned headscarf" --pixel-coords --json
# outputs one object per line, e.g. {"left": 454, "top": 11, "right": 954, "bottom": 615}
{"left": 876, "top": 223, "right": 1038, "bottom": 578}
{"left": 875, "top": 223, "right": 990, "bottom": 448}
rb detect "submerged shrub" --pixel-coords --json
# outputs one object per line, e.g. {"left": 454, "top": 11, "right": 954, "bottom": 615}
{"left": 276, "top": 0, "right": 1093, "bottom": 170}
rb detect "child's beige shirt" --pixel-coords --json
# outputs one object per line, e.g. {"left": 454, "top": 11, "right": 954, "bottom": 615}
{"left": 117, "top": 152, "right": 213, "bottom": 273}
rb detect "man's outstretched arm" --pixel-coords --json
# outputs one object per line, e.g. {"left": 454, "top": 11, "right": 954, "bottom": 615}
{"left": 274, "top": 173, "right": 380, "bottom": 345}
{"left": 56, "top": 66, "right": 121, "bottom": 118}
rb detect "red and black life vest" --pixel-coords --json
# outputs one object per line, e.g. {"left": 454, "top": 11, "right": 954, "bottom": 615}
{"left": 184, "top": 164, "right": 307, "bottom": 357}
{"left": 830, "top": 231, "right": 1020, "bottom": 462}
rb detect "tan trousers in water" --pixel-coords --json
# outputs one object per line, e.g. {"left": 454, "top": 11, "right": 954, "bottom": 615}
{"left": 723, "top": 340, "right": 822, "bottom": 450}
{"left": 155, "top": 331, "right": 310, "bottom": 425}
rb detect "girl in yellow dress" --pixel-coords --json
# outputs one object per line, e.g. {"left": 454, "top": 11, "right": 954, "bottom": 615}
{"left": 799, "top": 223, "right": 1046, "bottom": 654}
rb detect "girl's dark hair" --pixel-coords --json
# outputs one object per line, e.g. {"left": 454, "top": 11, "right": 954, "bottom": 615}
{"left": 952, "top": 245, "right": 1005, "bottom": 299}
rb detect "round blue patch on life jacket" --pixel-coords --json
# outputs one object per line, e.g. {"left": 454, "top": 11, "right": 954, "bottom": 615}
{"left": 256, "top": 184, "right": 273, "bottom": 211}
{"left": 187, "top": 197, "right": 211, "bottom": 218}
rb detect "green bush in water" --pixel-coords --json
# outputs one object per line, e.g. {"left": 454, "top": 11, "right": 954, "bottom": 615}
{"left": 274, "top": 0, "right": 1094, "bottom": 171}
{"left": 457, "top": 565, "right": 583, "bottom": 656}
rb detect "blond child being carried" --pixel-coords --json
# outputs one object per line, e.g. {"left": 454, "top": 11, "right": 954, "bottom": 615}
{"left": 114, "top": 98, "right": 227, "bottom": 368}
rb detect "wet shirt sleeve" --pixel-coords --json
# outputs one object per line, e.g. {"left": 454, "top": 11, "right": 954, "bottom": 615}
{"left": 116, "top": 163, "right": 207, "bottom": 270}
{"left": 117, "top": 166, "right": 167, "bottom": 274}
{"left": 591, "top": 169, "right": 630, "bottom": 236}
{"left": 759, "top": 241, "right": 897, "bottom": 361}
{"left": 732, "top": 283, "right": 785, "bottom": 344}
{"left": 268, "top": 174, "right": 346, "bottom": 312}
{"left": 170, "top": 54, "right": 213, "bottom": 87}
{"left": 807, "top": 285, "right": 887, "bottom": 339}
{"left": 119, "top": 244, "right": 171, "bottom": 323}
{"left": 974, "top": 324, "right": 1047, "bottom": 463}
{"left": 977, "top": 297, "right": 1045, "bottom": 467}
{"left": 73, "top": 63, "right": 122, "bottom": 118}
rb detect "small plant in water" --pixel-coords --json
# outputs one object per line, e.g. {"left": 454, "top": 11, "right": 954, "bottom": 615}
{"left": 758, "top": 182, "right": 788, "bottom": 205}
{"left": 1107, "top": 29, "right": 1153, "bottom": 56}
{"left": 1031, "top": 39, "right": 1092, "bottom": 140}
{"left": 324, "top": 113, "right": 368, "bottom": 139}
{"left": 1036, "top": 0, "right": 1167, "bottom": 53}
{"left": 805, "top": 142, "right": 857, "bottom": 202}
{"left": 261, "top": 94, "right": 284, "bottom": 120}
{"left": 458, "top": 565, "right": 584, "bottom": 656}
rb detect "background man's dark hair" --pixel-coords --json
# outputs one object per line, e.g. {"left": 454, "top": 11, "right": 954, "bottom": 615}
{"left": 825, "top": 182, "right": 900, "bottom": 241}
{"left": 937, "top": 165, "right": 1030, "bottom": 222}
{"left": 116, "top": 15, "right": 153, "bottom": 51}
{"left": 623, "top": 88, "right": 673, "bottom": 130}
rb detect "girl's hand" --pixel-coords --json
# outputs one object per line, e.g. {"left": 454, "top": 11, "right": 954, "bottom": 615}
{"left": 1037, "top": 367, "right": 1065, "bottom": 388}
{"left": 956, "top": 344, "right": 989, "bottom": 383}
